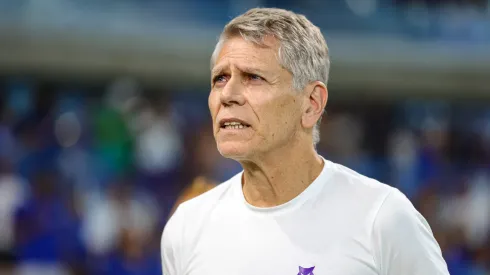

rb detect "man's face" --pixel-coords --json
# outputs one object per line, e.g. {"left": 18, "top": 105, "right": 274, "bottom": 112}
{"left": 209, "top": 36, "right": 303, "bottom": 160}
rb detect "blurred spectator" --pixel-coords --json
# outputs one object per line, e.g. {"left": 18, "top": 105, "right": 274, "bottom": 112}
{"left": 317, "top": 113, "right": 377, "bottom": 179}
{"left": 82, "top": 177, "right": 158, "bottom": 261}
{"left": 131, "top": 93, "right": 183, "bottom": 179}
{"left": 0, "top": 158, "right": 27, "bottom": 272}
{"left": 0, "top": 102, "right": 17, "bottom": 161}
{"left": 438, "top": 171, "right": 490, "bottom": 263}
{"left": 14, "top": 168, "right": 85, "bottom": 275}
{"left": 387, "top": 128, "right": 421, "bottom": 199}
{"left": 92, "top": 79, "right": 137, "bottom": 188}
{"left": 54, "top": 95, "right": 99, "bottom": 193}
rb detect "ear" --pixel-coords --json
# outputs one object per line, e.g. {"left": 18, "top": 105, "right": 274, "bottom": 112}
{"left": 301, "top": 81, "right": 328, "bottom": 130}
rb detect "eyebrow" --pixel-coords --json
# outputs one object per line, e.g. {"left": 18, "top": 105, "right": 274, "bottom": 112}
{"left": 238, "top": 65, "right": 268, "bottom": 76}
{"left": 211, "top": 66, "right": 226, "bottom": 78}
{"left": 211, "top": 64, "right": 269, "bottom": 78}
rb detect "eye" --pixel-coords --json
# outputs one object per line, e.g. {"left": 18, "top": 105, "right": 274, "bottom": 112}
{"left": 212, "top": 74, "right": 229, "bottom": 86}
{"left": 247, "top": 74, "right": 264, "bottom": 82}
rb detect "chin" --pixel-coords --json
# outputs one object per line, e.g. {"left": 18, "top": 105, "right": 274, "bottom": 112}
{"left": 217, "top": 141, "right": 252, "bottom": 160}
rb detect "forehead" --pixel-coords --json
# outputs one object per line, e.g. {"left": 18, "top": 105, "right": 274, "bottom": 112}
{"left": 213, "top": 36, "right": 281, "bottom": 73}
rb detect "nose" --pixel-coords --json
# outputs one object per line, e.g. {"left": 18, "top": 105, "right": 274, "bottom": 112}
{"left": 220, "top": 76, "right": 246, "bottom": 107}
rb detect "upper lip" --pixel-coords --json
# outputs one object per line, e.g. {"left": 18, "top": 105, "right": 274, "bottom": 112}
{"left": 218, "top": 118, "right": 251, "bottom": 127}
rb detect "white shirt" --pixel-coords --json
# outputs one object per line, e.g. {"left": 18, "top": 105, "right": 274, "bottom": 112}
{"left": 161, "top": 158, "right": 449, "bottom": 275}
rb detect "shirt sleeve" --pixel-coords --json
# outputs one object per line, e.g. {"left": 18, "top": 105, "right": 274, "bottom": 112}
{"left": 161, "top": 206, "right": 185, "bottom": 275}
{"left": 372, "top": 188, "right": 450, "bottom": 275}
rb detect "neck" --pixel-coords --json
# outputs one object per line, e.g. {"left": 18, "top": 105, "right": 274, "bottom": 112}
{"left": 239, "top": 139, "right": 324, "bottom": 208}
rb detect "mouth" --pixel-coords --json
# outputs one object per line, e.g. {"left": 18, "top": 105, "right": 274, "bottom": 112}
{"left": 219, "top": 119, "right": 251, "bottom": 130}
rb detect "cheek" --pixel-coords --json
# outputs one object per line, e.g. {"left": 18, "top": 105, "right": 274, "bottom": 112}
{"left": 258, "top": 100, "right": 299, "bottom": 135}
{"left": 277, "top": 96, "right": 300, "bottom": 119}
{"left": 208, "top": 93, "right": 219, "bottom": 117}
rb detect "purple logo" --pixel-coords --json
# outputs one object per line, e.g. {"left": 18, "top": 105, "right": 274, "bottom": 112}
{"left": 298, "top": 266, "right": 315, "bottom": 275}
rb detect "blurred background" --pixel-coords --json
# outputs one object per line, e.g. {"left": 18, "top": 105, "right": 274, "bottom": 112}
{"left": 0, "top": 0, "right": 489, "bottom": 274}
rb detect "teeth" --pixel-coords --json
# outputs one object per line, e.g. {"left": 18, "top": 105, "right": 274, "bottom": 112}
{"left": 224, "top": 121, "right": 243, "bottom": 126}
{"left": 223, "top": 123, "right": 247, "bottom": 129}
{"left": 223, "top": 121, "right": 248, "bottom": 129}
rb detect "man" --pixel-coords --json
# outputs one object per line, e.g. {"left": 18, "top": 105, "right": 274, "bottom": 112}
{"left": 162, "top": 7, "right": 449, "bottom": 275}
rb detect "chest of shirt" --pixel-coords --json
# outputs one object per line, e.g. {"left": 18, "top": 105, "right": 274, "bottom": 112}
{"left": 182, "top": 215, "right": 378, "bottom": 275}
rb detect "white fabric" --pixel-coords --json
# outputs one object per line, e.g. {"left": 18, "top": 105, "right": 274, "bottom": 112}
{"left": 83, "top": 191, "right": 157, "bottom": 255}
{"left": 161, "top": 158, "right": 449, "bottom": 275}
{"left": 0, "top": 174, "right": 27, "bottom": 250}
{"left": 134, "top": 113, "right": 182, "bottom": 174}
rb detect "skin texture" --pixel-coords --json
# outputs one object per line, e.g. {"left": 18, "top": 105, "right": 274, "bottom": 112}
{"left": 209, "top": 35, "right": 328, "bottom": 207}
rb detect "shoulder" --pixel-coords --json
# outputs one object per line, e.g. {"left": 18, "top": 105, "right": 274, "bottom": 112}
{"left": 324, "top": 161, "right": 448, "bottom": 274}
{"left": 371, "top": 188, "right": 449, "bottom": 274}
{"left": 326, "top": 161, "right": 426, "bottom": 235}
{"left": 325, "top": 160, "right": 394, "bottom": 206}
{"left": 161, "top": 172, "right": 242, "bottom": 271}
{"left": 372, "top": 187, "right": 430, "bottom": 241}
{"left": 163, "top": 172, "right": 241, "bottom": 234}
{"left": 177, "top": 172, "right": 240, "bottom": 214}
{"left": 321, "top": 160, "right": 403, "bottom": 236}
{"left": 375, "top": 188, "right": 418, "bottom": 226}
{"left": 371, "top": 193, "right": 449, "bottom": 275}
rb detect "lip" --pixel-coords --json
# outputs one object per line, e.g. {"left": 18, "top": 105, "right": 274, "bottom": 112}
{"left": 218, "top": 118, "right": 251, "bottom": 128}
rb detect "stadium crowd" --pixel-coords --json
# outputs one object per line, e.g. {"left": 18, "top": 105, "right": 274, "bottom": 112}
{"left": 0, "top": 78, "right": 489, "bottom": 275}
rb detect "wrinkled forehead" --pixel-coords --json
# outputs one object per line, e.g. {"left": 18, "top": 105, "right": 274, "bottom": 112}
{"left": 212, "top": 35, "right": 280, "bottom": 66}
{"left": 212, "top": 36, "right": 284, "bottom": 75}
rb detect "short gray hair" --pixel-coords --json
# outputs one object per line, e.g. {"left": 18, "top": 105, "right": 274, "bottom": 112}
{"left": 210, "top": 8, "right": 330, "bottom": 145}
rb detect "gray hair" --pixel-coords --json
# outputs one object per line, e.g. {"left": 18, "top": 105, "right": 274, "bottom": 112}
{"left": 210, "top": 8, "right": 330, "bottom": 145}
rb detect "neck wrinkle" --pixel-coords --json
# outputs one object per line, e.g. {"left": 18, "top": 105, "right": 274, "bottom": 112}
{"left": 239, "top": 140, "right": 324, "bottom": 208}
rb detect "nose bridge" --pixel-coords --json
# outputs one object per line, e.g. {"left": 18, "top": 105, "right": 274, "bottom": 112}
{"left": 220, "top": 71, "right": 244, "bottom": 105}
